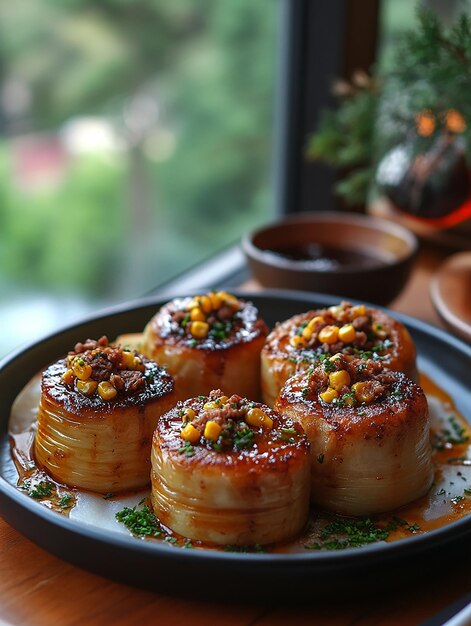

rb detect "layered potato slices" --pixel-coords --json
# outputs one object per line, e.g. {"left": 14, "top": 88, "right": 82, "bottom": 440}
{"left": 142, "top": 291, "right": 268, "bottom": 401}
{"left": 151, "top": 389, "right": 310, "bottom": 545}
{"left": 275, "top": 353, "right": 433, "bottom": 515}
{"left": 35, "top": 336, "right": 176, "bottom": 493}
{"left": 261, "top": 301, "right": 418, "bottom": 407}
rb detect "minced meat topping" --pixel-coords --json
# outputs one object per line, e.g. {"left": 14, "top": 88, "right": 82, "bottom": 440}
{"left": 289, "top": 301, "right": 394, "bottom": 363}
{"left": 303, "top": 353, "right": 406, "bottom": 408}
{"left": 178, "top": 389, "right": 304, "bottom": 455}
{"left": 169, "top": 291, "right": 246, "bottom": 344}
{"left": 61, "top": 336, "right": 147, "bottom": 401}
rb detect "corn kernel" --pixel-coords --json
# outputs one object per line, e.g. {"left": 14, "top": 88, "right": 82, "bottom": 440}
{"left": 209, "top": 292, "right": 222, "bottom": 310}
{"left": 190, "top": 320, "right": 209, "bottom": 339}
{"left": 73, "top": 359, "right": 93, "bottom": 381}
{"left": 181, "top": 423, "right": 200, "bottom": 443}
{"left": 344, "top": 395, "right": 356, "bottom": 407}
{"left": 338, "top": 324, "right": 356, "bottom": 343}
{"left": 218, "top": 292, "right": 239, "bottom": 308}
{"left": 182, "top": 408, "right": 196, "bottom": 422}
{"left": 290, "top": 335, "right": 306, "bottom": 349}
{"left": 245, "top": 408, "right": 273, "bottom": 429}
{"left": 203, "top": 396, "right": 228, "bottom": 411}
{"left": 204, "top": 420, "right": 222, "bottom": 441}
{"left": 198, "top": 295, "right": 212, "bottom": 313}
{"left": 350, "top": 304, "right": 366, "bottom": 318}
{"left": 352, "top": 382, "right": 375, "bottom": 404}
{"left": 302, "top": 326, "right": 313, "bottom": 340}
{"left": 307, "top": 315, "right": 325, "bottom": 330}
{"left": 318, "top": 325, "right": 339, "bottom": 344}
{"left": 76, "top": 379, "right": 98, "bottom": 396}
{"left": 329, "top": 369, "right": 351, "bottom": 390}
{"left": 122, "top": 350, "right": 136, "bottom": 369}
{"left": 190, "top": 307, "right": 206, "bottom": 322}
{"left": 329, "top": 305, "right": 343, "bottom": 318}
{"left": 186, "top": 298, "right": 199, "bottom": 311}
{"left": 320, "top": 388, "right": 339, "bottom": 403}
{"left": 132, "top": 356, "right": 145, "bottom": 371}
{"left": 61, "top": 369, "right": 75, "bottom": 385}
{"left": 97, "top": 381, "right": 117, "bottom": 400}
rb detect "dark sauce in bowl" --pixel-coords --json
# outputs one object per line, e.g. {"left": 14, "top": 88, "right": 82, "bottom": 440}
{"left": 261, "top": 244, "right": 392, "bottom": 271}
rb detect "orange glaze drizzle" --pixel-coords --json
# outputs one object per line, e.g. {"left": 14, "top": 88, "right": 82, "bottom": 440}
{"left": 8, "top": 373, "right": 471, "bottom": 550}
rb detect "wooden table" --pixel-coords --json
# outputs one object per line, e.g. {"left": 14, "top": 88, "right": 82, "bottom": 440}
{"left": 1, "top": 243, "right": 470, "bottom": 626}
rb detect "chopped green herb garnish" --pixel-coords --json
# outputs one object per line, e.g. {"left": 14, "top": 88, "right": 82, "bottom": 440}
{"left": 224, "top": 544, "right": 266, "bottom": 553}
{"left": 432, "top": 415, "right": 469, "bottom": 450}
{"left": 58, "top": 494, "right": 73, "bottom": 510}
{"left": 116, "top": 504, "right": 162, "bottom": 537}
{"left": 317, "top": 453, "right": 325, "bottom": 464}
{"left": 178, "top": 441, "right": 196, "bottom": 457}
{"left": 28, "top": 481, "right": 54, "bottom": 499}
{"left": 305, "top": 517, "right": 389, "bottom": 551}
{"left": 233, "top": 427, "right": 255, "bottom": 450}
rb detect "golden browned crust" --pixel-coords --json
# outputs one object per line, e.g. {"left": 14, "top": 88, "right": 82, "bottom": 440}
{"left": 151, "top": 390, "right": 311, "bottom": 544}
{"left": 34, "top": 340, "right": 176, "bottom": 492}
{"left": 142, "top": 294, "right": 268, "bottom": 400}
{"left": 274, "top": 357, "right": 433, "bottom": 515}
{"left": 261, "top": 301, "right": 417, "bottom": 407}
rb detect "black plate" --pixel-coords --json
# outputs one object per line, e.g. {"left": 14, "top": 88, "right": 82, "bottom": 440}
{"left": 1, "top": 289, "right": 470, "bottom": 600}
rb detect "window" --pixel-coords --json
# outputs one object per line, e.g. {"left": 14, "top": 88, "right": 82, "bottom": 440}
{"left": 0, "top": 0, "right": 280, "bottom": 356}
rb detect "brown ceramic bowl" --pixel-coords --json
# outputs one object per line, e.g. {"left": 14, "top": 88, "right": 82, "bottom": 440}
{"left": 242, "top": 212, "right": 418, "bottom": 306}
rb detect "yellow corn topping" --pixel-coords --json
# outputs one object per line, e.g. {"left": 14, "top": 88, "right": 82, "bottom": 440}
{"left": 190, "top": 307, "right": 205, "bottom": 322}
{"left": 97, "top": 381, "right": 117, "bottom": 400}
{"left": 121, "top": 351, "right": 144, "bottom": 371}
{"left": 352, "top": 382, "right": 375, "bottom": 404}
{"left": 350, "top": 304, "right": 366, "bottom": 318}
{"left": 61, "top": 369, "right": 75, "bottom": 385}
{"left": 290, "top": 335, "right": 306, "bottom": 349}
{"left": 203, "top": 396, "right": 228, "bottom": 411}
{"left": 73, "top": 359, "right": 93, "bottom": 381}
{"left": 338, "top": 324, "right": 356, "bottom": 343}
{"left": 245, "top": 407, "right": 273, "bottom": 429}
{"left": 204, "top": 420, "right": 222, "bottom": 441}
{"left": 181, "top": 423, "right": 200, "bottom": 443}
{"left": 181, "top": 408, "right": 196, "bottom": 422}
{"left": 198, "top": 295, "right": 212, "bottom": 314}
{"left": 209, "top": 292, "right": 222, "bottom": 309}
{"left": 318, "top": 325, "right": 339, "bottom": 344}
{"left": 320, "top": 388, "right": 339, "bottom": 403}
{"left": 302, "top": 326, "right": 313, "bottom": 340}
{"left": 308, "top": 315, "right": 325, "bottom": 329}
{"left": 190, "top": 320, "right": 209, "bottom": 339}
{"left": 218, "top": 291, "right": 239, "bottom": 309}
{"left": 329, "top": 369, "right": 351, "bottom": 390}
{"left": 329, "top": 305, "right": 343, "bottom": 318}
{"left": 76, "top": 379, "right": 98, "bottom": 396}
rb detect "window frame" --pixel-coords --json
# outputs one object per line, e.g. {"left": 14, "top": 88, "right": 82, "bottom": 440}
{"left": 151, "top": 0, "right": 381, "bottom": 292}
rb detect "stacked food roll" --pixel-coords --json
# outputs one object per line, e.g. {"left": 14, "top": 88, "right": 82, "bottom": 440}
{"left": 275, "top": 352, "right": 434, "bottom": 515}
{"left": 151, "top": 389, "right": 311, "bottom": 545}
{"left": 261, "top": 301, "right": 417, "bottom": 407}
{"left": 35, "top": 336, "right": 176, "bottom": 493}
{"left": 142, "top": 291, "right": 268, "bottom": 401}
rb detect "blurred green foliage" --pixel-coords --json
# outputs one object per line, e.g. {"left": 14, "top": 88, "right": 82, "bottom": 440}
{"left": 0, "top": 0, "right": 278, "bottom": 302}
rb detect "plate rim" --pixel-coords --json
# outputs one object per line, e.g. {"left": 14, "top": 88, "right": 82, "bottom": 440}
{"left": 1, "top": 288, "right": 470, "bottom": 589}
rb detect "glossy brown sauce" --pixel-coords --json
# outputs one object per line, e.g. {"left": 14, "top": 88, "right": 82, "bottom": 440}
{"left": 261, "top": 244, "right": 392, "bottom": 271}
{"left": 8, "top": 372, "right": 471, "bottom": 553}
